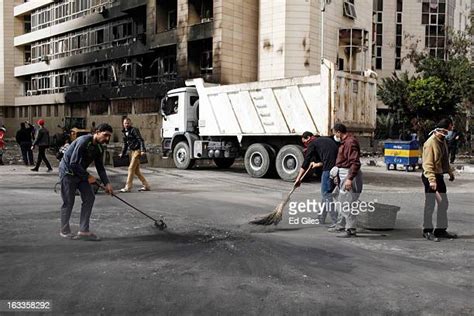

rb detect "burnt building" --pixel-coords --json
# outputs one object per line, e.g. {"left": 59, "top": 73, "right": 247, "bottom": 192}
{"left": 6, "top": 0, "right": 258, "bottom": 142}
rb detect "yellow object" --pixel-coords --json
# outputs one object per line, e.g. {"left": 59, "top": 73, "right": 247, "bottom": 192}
{"left": 384, "top": 149, "right": 420, "bottom": 158}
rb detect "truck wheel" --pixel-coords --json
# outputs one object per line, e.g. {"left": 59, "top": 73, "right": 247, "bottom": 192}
{"left": 173, "top": 141, "right": 195, "bottom": 169}
{"left": 275, "top": 145, "right": 304, "bottom": 181}
{"left": 214, "top": 158, "right": 235, "bottom": 169}
{"left": 244, "top": 143, "right": 275, "bottom": 178}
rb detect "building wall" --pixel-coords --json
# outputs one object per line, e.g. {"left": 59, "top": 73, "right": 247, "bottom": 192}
{"left": 218, "top": 0, "right": 259, "bottom": 84}
{"left": 0, "top": 0, "right": 18, "bottom": 131}
{"left": 259, "top": 0, "right": 373, "bottom": 81}
{"left": 377, "top": 0, "right": 472, "bottom": 78}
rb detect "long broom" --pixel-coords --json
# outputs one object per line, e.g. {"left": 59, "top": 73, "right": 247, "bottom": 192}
{"left": 250, "top": 166, "right": 314, "bottom": 226}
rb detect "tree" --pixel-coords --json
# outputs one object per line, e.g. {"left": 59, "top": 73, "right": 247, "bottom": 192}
{"left": 376, "top": 28, "right": 474, "bottom": 140}
{"left": 407, "top": 77, "right": 450, "bottom": 118}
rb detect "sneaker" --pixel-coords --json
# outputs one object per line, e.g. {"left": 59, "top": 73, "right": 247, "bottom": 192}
{"left": 435, "top": 231, "right": 458, "bottom": 239}
{"left": 338, "top": 229, "right": 357, "bottom": 238}
{"left": 59, "top": 231, "right": 74, "bottom": 239}
{"left": 423, "top": 232, "right": 440, "bottom": 242}
{"left": 328, "top": 227, "right": 345, "bottom": 233}
{"left": 138, "top": 186, "right": 150, "bottom": 192}
{"left": 72, "top": 232, "right": 101, "bottom": 241}
{"left": 119, "top": 188, "right": 131, "bottom": 193}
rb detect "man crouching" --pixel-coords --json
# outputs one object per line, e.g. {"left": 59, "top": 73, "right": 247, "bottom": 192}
{"left": 59, "top": 123, "right": 114, "bottom": 241}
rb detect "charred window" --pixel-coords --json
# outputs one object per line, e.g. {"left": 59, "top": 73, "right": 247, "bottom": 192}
{"left": 188, "top": 0, "right": 213, "bottom": 24}
{"left": 90, "top": 102, "right": 109, "bottom": 115}
{"left": 156, "top": 0, "right": 178, "bottom": 32}
{"left": 188, "top": 38, "right": 213, "bottom": 77}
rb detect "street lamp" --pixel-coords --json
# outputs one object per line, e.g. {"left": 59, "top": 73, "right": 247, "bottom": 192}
{"left": 320, "top": 0, "right": 332, "bottom": 65}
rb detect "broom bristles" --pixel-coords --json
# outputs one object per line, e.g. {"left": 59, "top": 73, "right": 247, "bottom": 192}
{"left": 250, "top": 201, "right": 285, "bottom": 226}
{"left": 251, "top": 167, "right": 312, "bottom": 226}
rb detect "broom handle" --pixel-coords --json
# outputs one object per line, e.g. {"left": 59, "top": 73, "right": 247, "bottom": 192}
{"left": 96, "top": 183, "right": 159, "bottom": 222}
{"left": 286, "top": 166, "right": 314, "bottom": 199}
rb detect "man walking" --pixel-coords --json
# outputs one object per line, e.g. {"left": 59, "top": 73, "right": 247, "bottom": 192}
{"left": 59, "top": 123, "right": 114, "bottom": 241}
{"left": 119, "top": 117, "right": 150, "bottom": 192}
{"left": 16, "top": 122, "right": 34, "bottom": 165}
{"left": 294, "top": 131, "right": 339, "bottom": 226}
{"left": 31, "top": 119, "right": 52, "bottom": 172}
{"left": 421, "top": 118, "right": 457, "bottom": 242}
{"left": 0, "top": 126, "right": 6, "bottom": 165}
{"left": 446, "top": 126, "right": 462, "bottom": 164}
{"left": 331, "top": 123, "right": 363, "bottom": 238}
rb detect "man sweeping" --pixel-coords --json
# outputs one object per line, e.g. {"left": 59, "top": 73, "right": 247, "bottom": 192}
{"left": 294, "top": 131, "right": 339, "bottom": 226}
{"left": 59, "top": 123, "right": 114, "bottom": 241}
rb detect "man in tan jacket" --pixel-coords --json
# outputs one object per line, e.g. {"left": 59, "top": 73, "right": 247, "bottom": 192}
{"left": 421, "top": 118, "right": 457, "bottom": 242}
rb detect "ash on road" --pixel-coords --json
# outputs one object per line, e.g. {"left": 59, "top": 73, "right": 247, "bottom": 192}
{"left": 0, "top": 164, "right": 473, "bottom": 315}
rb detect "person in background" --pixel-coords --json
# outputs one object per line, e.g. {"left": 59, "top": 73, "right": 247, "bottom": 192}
{"left": 31, "top": 119, "right": 52, "bottom": 172}
{"left": 446, "top": 126, "right": 462, "bottom": 164}
{"left": 16, "top": 122, "right": 34, "bottom": 166}
{"left": 25, "top": 121, "right": 35, "bottom": 142}
{"left": 0, "top": 126, "right": 6, "bottom": 165}
{"left": 119, "top": 117, "right": 150, "bottom": 192}
{"left": 421, "top": 118, "right": 457, "bottom": 242}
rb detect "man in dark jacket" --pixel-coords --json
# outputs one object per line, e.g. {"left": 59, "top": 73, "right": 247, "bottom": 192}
{"left": 59, "top": 123, "right": 114, "bottom": 240}
{"left": 16, "top": 122, "right": 34, "bottom": 165}
{"left": 31, "top": 119, "right": 52, "bottom": 172}
{"left": 119, "top": 117, "right": 150, "bottom": 192}
{"left": 446, "top": 127, "right": 462, "bottom": 163}
{"left": 294, "top": 132, "right": 340, "bottom": 226}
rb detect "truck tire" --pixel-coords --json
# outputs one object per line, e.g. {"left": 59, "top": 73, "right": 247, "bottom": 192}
{"left": 173, "top": 141, "right": 195, "bottom": 169}
{"left": 275, "top": 145, "right": 304, "bottom": 181}
{"left": 214, "top": 158, "right": 235, "bottom": 169}
{"left": 244, "top": 143, "right": 275, "bottom": 178}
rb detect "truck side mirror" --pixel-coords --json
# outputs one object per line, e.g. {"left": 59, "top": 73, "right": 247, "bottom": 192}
{"left": 160, "top": 97, "right": 167, "bottom": 120}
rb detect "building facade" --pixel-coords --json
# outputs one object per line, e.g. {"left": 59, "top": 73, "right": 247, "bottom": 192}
{"left": 2, "top": 0, "right": 258, "bottom": 141}
{"left": 0, "top": 0, "right": 17, "bottom": 128}
{"left": 372, "top": 0, "right": 472, "bottom": 86}
{"left": 258, "top": 0, "right": 374, "bottom": 80}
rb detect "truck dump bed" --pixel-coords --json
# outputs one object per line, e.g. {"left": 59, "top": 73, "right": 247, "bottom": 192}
{"left": 191, "top": 61, "right": 377, "bottom": 137}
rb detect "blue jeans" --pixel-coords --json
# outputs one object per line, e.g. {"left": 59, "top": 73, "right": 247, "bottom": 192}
{"left": 60, "top": 174, "right": 95, "bottom": 233}
{"left": 319, "top": 170, "right": 338, "bottom": 224}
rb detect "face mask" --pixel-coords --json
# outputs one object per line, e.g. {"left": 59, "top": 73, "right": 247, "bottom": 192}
{"left": 334, "top": 135, "right": 341, "bottom": 143}
{"left": 446, "top": 131, "right": 453, "bottom": 138}
{"left": 435, "top": 128, "right": 449, "bottom": 138}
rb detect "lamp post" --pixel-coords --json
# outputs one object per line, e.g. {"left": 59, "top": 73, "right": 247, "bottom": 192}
{"left": 320, "top": 0, "right": 331, "bottom": 65}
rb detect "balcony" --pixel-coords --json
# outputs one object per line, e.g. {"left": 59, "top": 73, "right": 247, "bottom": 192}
{"left": 120, "top": 0, "right": 147, "bottom": 12}
{"left": 149, "top": 29, "right": 177, "bottom": 49}
{"left": 188, "top": 21, "right": 214, "bottom": 42}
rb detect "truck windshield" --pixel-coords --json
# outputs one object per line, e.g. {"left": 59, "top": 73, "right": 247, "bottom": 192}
{"left": 162, "top": 96, "right": 179, "bottom": 116}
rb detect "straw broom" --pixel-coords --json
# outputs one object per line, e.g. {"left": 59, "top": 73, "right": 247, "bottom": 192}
{"left": 250, "top": 166, "right": 314, "bottom": 226}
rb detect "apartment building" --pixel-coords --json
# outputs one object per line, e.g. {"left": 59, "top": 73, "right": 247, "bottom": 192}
{"left": 372, "top": 0, "right": 472, "bottom": 83}
{"left": 0, "top": 0, "right": 16, "bottom": 128}
{"left": 258, "top": 0, "right": 374, "bottom": 80}
{"left": 2, "top": 0, "right": 258, "bottom": 141}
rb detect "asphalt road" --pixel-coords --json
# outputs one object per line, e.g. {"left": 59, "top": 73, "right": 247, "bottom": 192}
{"left": 0, "top": 162, "right": 473, "bottom": 315}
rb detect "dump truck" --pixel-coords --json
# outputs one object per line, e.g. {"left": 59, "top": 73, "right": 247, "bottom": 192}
{"left": 160, "top": 60, "right": 377, "bottom": 181}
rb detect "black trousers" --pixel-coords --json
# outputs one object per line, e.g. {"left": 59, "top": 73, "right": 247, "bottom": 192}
{"left": 20, "top": 142, "right": 34, "bottom": 165}
{"left": 421, "top": 174, "right": 448, "bottom": 232}
{"left": 34, "top": 146, "right": 52, "bottom": 170}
